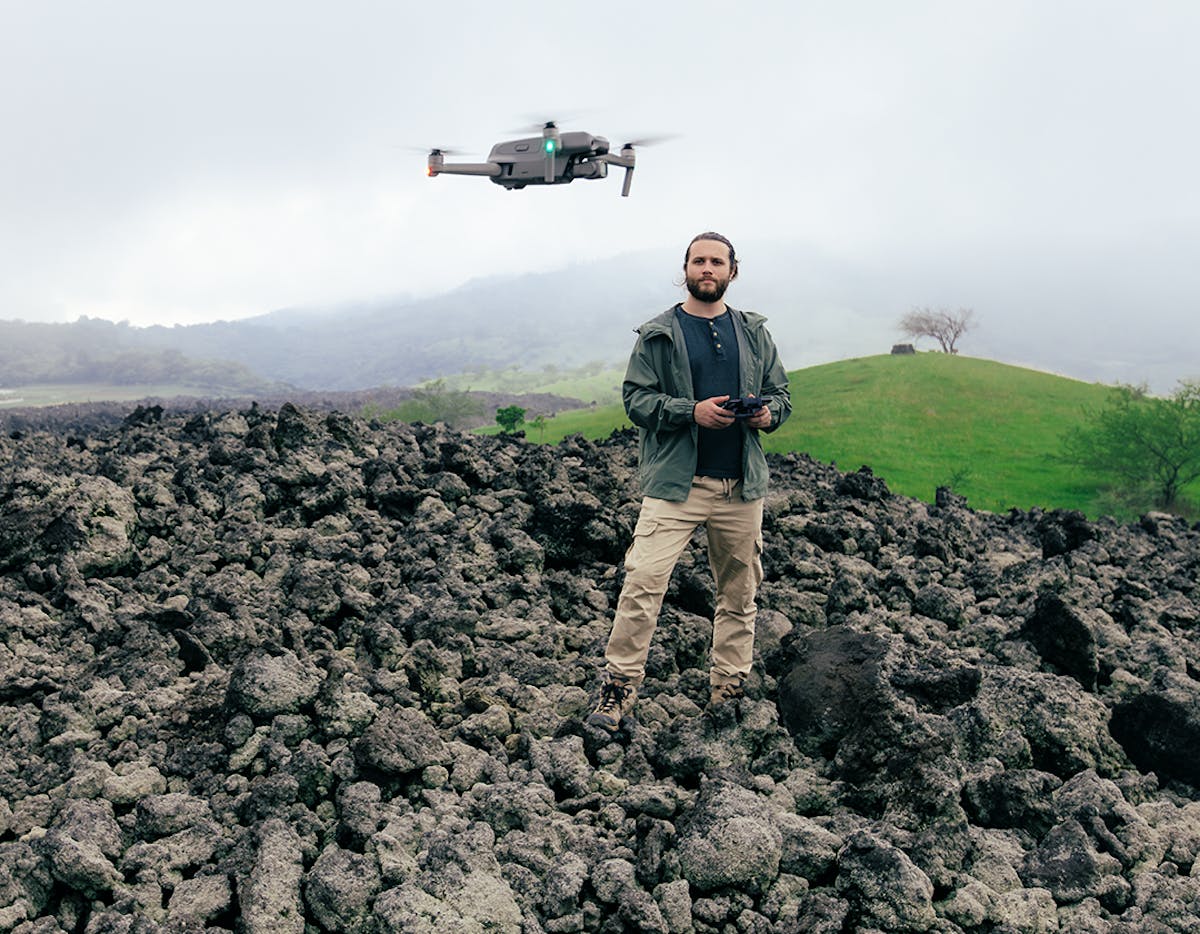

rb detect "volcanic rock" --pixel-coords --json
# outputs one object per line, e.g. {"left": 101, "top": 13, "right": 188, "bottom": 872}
{"left": 1, "top": 405, "right": 1199, "bottom": 931}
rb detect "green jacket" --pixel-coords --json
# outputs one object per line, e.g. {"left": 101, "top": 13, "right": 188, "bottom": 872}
{"left": 623, "top": 305, "right": 791, "bottom": 502}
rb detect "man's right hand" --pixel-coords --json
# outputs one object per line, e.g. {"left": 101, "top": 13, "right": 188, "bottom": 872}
{"left": 694, "top": 395, "right": 736, "bottom": 429}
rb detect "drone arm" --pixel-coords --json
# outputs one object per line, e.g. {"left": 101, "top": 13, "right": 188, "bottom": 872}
{"left": 601, "top": 152, "right": 635, "bottom": 169}
{"left": 430, "top": 162, "right": 503, "bottom": 178}
{"left": 600, "top": 146, "right": 636, "bottom": 197}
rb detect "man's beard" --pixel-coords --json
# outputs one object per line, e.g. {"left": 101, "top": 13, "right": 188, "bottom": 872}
{"left": 685, "top": 275, "right": 730, "bottom": 304}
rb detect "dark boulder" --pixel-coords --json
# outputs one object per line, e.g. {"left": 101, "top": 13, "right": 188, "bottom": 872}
{"left": 1036, "top": 509, "right": 1096, "bottom": 558}
{"left": 777, "top": 626, "right": 892, "bottom": 761}
{"left": 1110, "top": 667, "right": 1200, "bottom": 787}
{"left": 1021, "top": 590, "right": 1100, "bottom": 690}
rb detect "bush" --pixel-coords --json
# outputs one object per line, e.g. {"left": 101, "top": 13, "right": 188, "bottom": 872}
{"left": 1063, "top": 380, "right": 1200, "bottom": 512}
{"left": 496, "top": 405, "right": 526, "bottom": 433}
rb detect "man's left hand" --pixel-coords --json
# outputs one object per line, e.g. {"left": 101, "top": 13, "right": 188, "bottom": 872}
{"left": 747, "top": 406, "right": 771, "bottom": 430}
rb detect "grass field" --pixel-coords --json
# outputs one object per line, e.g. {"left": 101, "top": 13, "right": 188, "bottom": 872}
{"left": 765, "top": 354, "right": 1109, "bottom": 513}
{"left": 501, "top": 353, "right": 1195, "bottom": 518}
{"left": 433, "top": 366, "right": 625, "bottom": 406}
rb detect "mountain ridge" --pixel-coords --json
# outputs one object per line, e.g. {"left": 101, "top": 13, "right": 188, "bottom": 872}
{"left": 3, "top": 238, "right": 1195, "bottom": 394}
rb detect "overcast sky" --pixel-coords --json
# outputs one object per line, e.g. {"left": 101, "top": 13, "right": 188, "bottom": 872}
{"left": 3, "top": 1, "right": 1198, "bottom": 330}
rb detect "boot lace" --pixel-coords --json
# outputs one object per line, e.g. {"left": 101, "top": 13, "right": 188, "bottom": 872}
{"left": 596, "top": 679, "right": 632, "bottom": 716}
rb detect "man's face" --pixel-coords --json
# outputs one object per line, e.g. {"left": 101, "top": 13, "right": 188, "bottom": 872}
{"left": 684, "top": 239, "right": 736, "bottom": 304}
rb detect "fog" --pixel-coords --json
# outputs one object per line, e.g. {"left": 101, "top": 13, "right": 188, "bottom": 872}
{"left": 2, "top": 1, "right": 1197, "bottom": 387}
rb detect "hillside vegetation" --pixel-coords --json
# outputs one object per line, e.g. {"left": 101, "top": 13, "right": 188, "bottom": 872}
{"left": 0, "top": 319, "right": 283, "bottom": 395}
{"left": 434, "top": 362, "right": 625, "bottom": 406}
{"left": 521, "top": 353, "right": 1190, "bottom": 518}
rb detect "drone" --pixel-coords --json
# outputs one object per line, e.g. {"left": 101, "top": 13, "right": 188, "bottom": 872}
{"left": 424, "top": 122, "right": 663, "bottom": 197}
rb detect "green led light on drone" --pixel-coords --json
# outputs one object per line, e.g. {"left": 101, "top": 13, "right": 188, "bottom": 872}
{"left": 543, "top": 138, "right": 558, "bottom": 154}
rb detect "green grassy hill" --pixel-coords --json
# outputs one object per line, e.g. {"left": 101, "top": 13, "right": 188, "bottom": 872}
{"left": 519, "top": 353, "right": 1183, "bottom": 517}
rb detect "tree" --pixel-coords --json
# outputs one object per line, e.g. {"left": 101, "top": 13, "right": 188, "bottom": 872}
{"left": 1064, "top": 380, "right": 1200, "bottom": 511}
{"left": 898, "top": 306, "right": 975, "bottom": 354}
{"left": 375, "top": 379, "right": 484, "bottom": 428}
{"left": 496, "top": 405, "right": 526, "bottom": 433}
{"left": 530, "top": 413, "right": 551, "bottom": 443}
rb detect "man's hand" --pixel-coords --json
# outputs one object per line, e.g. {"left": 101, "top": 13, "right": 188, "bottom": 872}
{"left": 746, "top": 405, "right": 771, "bottom": 430}
{"left": 694, "top": 395, "right": 736, "bottom": 429}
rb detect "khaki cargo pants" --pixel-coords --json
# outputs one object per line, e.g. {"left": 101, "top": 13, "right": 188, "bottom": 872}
{"left": 604, "top": 476, "right": 764, "bottom": 688}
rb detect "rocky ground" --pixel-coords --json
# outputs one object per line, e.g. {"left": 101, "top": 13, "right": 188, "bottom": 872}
{"left": 1, "top": 403, "right": 1198, "bottom": 933}
{"left": 0, "top": 388, "right": 584, "bottom": 435}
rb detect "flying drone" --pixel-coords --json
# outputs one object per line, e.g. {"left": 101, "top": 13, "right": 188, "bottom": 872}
{"left": 424, "top": 122, "right": 664, "bottom": 197}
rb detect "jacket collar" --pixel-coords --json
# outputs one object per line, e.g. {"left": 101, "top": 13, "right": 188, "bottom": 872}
{"left": 640, "top": 303, "right": 761, "bottom": 339}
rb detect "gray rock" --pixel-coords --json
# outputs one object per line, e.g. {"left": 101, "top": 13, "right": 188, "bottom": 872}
{"left": 165, "top": 873, "right": 233, "bottom": 925}
{"left": 134, "top": 793, "right": 212, "bottom": 839}
{"left": 528, "top": 735, "right": 592, "bottom": 799}
{"left": 354, "top": 705, "right": 449, "bottom": 775}
{"left": 227, "top": 649, "right": 322, "bottom": 718}
{"left": 913, "top": 582, "right": 967, "bottom": 628}
{"left": 0, "top": 840, "right": 53, "bottom": 925}
{"left": 654, "top": 878, "right": 694, "bottom": 934}
{"left": 541, "top": 851, "right": 588, "bottom": 918}
{"left": 466, "top": 781, "right": 555, "bottom": 834}
{"left": 950, "top": 667, "right": 1126, "bottom": 778}
{"left": 303, "top": 844, "right": 381, "bottom": 932}
{"left": 37, "top": 800, "right": 124, "bottom": 898}
{"left": 963, "top": 765, "right": 1062, "bottom": 837}
{"left": 240, "top": 819, "right": 305, "bottom": 934}
{"left": 836, "top": 830, "right": 936, "bottom": 932}
{"left": 337, "top": 781, "right": 383, "bottom": 843}
{"left": 373, "top": 882, "right": 480, "bottom": 933}
{"left": 121, "top": 821, "right": 225, "bottom": 887}
{"left": 102, "top": 763, "right": 168, "bottom": 807}
{"left": 677, "top": 781, "right": 782, "bottom": 893}
{"left": 776, "top": 812, "right": 842, "bottom": 880}
{"left": 1020, "top": 819, "right": 1129, "bottom": 908}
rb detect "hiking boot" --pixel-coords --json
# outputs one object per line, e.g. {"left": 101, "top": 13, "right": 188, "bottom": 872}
{"left": 585, "top": 676, "right": 638, "bottom": 731}
{"left": 707, "top": 680, "right": 745, "bottom": 709}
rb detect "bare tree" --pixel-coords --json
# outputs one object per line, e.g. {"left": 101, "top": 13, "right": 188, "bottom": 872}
{"left": 898, "top": 306, "right": 976, "bottom": 354}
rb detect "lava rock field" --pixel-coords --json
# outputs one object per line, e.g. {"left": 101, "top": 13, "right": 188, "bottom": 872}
{"left": 1, "top": 403, "right": 1198, "bottom": 932}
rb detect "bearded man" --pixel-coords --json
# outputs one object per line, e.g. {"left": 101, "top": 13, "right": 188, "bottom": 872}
{"left": 586, "top": 231, "right": 791, "bottom": 730}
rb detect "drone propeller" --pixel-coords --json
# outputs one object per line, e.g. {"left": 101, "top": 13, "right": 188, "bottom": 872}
{"left": 402, "top": 145, "right": 469, "bottom": 156}
{"left": 507, "top": 120, "right": 561, "bottom": 134}
{"left": 619, "top": 134, "right": 677, "bottom": 149}
{"left": 507, "top": 112, "right": 591, "bottom": 133}
{"left": 609, "top": 135, "right": 676, "bottom": 195}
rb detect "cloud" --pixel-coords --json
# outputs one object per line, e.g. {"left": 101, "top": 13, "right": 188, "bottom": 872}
{"left": 2, "top": 0, "right": 1198, "bottom": 336}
